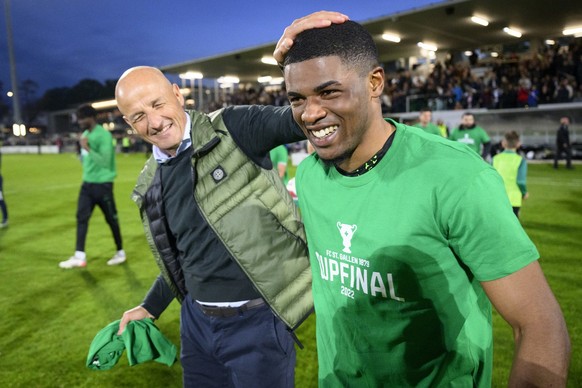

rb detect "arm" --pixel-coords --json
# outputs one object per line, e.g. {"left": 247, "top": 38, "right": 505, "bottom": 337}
{"left": 517, "top": 158, "right": 528, "bottom": 199}
{"left": 118, "top": 274, "right": 174, "bottom": 334}
{"left": 481, "top": 141, "right": 491, "bottom": 160}
{"left": 222, "top": 105, "right": 303, "bottom": 166}
{"left": 481, "top": 261, "right": 570, "bottom": 387}
{"left": 270, "top": 145, "right": 289, "bottom": 178}
{"left": 276, "top": 161, "right": 287, "bottom": 178}
{"left": 79, "top": 135, "right": 89, "bottom": 152}
{"left": 273, "top": 11, "right": 349, "bottom": 66}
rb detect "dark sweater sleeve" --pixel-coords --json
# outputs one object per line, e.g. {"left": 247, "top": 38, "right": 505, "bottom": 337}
{"left": 141, "top": 274, "right": 175, "bottom": 319}
{"left": 222, "top": 105, "right": 306, "bottom": 168}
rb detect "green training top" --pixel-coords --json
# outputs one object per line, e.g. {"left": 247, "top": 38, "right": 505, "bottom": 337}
{"left": 269, "top": 144, "right": 289, "bottom": 185}
{"left": 296, "top": 121, "right": 538, "bottom": 387}
{"left": 81, "top": 124, "right": 116, "bottom": 183}
{"left": 413, "top": 121, "right": 442, "bottom": 137}
{"left": 449, "top": 125, "right": 490, "bottom": 155}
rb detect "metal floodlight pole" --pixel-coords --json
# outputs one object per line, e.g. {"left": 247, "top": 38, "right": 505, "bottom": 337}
{"left": 4, "top": 0, "right": 23, "bottom": 125}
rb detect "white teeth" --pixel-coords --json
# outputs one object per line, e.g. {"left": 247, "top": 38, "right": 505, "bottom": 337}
{"left": 312, "top": 125, "right": 338, "bottom": 138}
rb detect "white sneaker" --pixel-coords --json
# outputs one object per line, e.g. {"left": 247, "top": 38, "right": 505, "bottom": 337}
{"left": 59, "top": 256, "right": 87, "bottom": 269}
{"left": 107, "top": 252, "right": 126, "bottom": 266}
{"left": 0, "top": 220, "right": 8, "bottom": 228}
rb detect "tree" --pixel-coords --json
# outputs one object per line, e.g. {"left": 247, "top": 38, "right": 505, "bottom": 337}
{"left": 37, "top": 78, "right": 117, "bottom": 112}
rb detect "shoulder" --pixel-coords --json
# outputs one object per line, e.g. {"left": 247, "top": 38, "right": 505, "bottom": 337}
{"left": 296, "top": 153, "right": 322, "bottom": 181}
{"left": 394, "top": 122, "right": 490, "bottom": 174}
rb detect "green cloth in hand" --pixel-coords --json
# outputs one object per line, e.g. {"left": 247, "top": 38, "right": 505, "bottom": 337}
{"left": 87, "top": 318, "right": 176, "bottom": 370}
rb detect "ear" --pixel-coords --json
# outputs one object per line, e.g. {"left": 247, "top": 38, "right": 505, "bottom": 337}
{"left": 172, "top": 83, "right": 185, "bottom": 107}
{"left": 369, "top": 66, "right": 385, "bottom": 98}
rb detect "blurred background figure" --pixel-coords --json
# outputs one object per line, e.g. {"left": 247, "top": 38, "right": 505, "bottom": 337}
{"left": 58, "top": 104, "right": 125, "bottom": 269}
{"left": 270, "top": 144, "right": 289, "bottom": 184}
{"left": 0, "top": 136, "right": 7, "bottom": 228}
{"left": 554, "top": 116, "right": 573, "bottom": 169}
{"left": 436, "top": 119, "right": 449, "bottom": 138}
{"left": 413, "top": 107, "right": 442, "bottom": 137}
{"left": 492, "top": 131, "right": 529, "bottom": 218}
{"left": 449, "top": 112, "right": 491, "bottom": 161}
{"left": 0, "top": 172, "right": 8, "bottom": 228}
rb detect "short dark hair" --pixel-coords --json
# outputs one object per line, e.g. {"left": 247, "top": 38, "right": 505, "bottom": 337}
{"left": 77, "top": 104, "right": 97, "bottom": 119}
{"left": 284, "top": 20, "right": 379, "bottom": 76}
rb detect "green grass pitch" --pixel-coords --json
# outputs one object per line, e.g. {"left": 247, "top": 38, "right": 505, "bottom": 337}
{"left": 0, "top": 153, "right": 579, "bottom": 387}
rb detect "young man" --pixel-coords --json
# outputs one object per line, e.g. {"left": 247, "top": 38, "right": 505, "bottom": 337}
{"left": 59, "top": 104, "right": 126, "bottom": 268}
{"left": 449, "top": 112, "right": 491, "bottom": 160}
{"left": 413, "top": 107, "right": 441, "bottom": 137}
{"left": 492, "top": 131, "right": 529, "bottom": 218}
{"left": 114, "top": 66, "right": 316, "bottom": 387}
{"left": 276, "top": 15, "right": 570, "bottom": 387}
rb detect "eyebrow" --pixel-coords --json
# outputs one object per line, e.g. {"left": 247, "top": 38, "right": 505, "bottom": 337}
{"left": 287, "top": 80, "right": 341, "bottom": 98}
{"left": 314, "top": 80, "right": 340, "bottom": 93}
{"left": 128, "top": 98, "right": 163, "bottom": 121}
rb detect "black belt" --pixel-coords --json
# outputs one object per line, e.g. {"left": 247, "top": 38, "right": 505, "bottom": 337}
{"left": 197, "top": 298, "right": 265, "bottom": 318}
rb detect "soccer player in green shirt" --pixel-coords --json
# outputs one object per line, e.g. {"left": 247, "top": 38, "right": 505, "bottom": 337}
{"left": 59, "top": 104, "right": 126, "bottom": 268}
{"left": 413, "top": 107, "right": 442, "bottom": 137}
{"left": 275, "top": 12, "right": 570, "bottom": 387}
{"left": 449, "top": 112, "right": 491, "bottom": 159}
{"left": 269, "top": 144, "right": 289, "bottom": 185}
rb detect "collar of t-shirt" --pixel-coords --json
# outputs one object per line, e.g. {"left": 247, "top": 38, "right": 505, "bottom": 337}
{"left": 337, "top": 129, "right": 396, "bottom": 177}
{"left": 153, "top": 112, "right": 192, "bottom": 164}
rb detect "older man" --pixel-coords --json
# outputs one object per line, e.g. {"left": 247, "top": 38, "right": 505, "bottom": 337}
{"left": 114, "top": 65, "right": 320, "bottom": 387}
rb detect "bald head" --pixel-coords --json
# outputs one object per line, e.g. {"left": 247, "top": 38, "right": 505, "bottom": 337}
{"left": 115, "top": 66, "right": 173, "bottom": 114}
{"left": 115, "top": 66, "right": 187, "bottom": 156}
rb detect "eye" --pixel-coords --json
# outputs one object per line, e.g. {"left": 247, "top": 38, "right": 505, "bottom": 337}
{"left": 321, "top": 89, "right": 339, "bottom": 98}
{"left": 131, "top": 114, "right": 144, "bottom": 124}
{"left": 288, "top": 96, "right": 304, "bottom": 106}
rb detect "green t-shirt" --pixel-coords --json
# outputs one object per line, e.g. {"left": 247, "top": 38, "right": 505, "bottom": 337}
{"left": 449, "top": 126, "right": 490, "bottom": 155}
{"left": 269, "top": 144, "right": 289, "bottom": 185}
{"left": 296, "top": 122, "right": 538, "bottom": 387}
{"left": 81, "top": 125, "right": 116, "bottom": 183}
{"left": 413, "top": 122, "right": 441, "bottom": 137}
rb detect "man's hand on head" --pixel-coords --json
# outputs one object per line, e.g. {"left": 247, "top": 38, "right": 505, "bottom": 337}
{"left": 273, "top": 11, "right": 349, "bottom": 68}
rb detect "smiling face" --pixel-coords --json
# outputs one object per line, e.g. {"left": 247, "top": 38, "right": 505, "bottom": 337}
{"left": 285, "top": 56, "right": 388, "bottom": 171}
{"left": 115, "top": 67, "right": 186, "bottom": 156}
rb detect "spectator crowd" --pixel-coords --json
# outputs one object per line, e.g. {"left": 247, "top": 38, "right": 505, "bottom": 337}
{"left": 207, "top": 38, "right": 582, "bottom": 114}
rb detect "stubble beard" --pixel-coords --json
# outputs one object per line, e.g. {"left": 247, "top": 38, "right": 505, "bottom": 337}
{"left": 318, "top": 147, "right": 355, "bottom": 170}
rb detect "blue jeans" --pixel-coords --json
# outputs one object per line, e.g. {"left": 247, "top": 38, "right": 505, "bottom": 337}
{"left": 180, "top": 296, "right": 296, "bottom": 388}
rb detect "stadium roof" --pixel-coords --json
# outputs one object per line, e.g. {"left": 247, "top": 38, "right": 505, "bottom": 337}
{"left": 160, "top": 0, "right": 582, "bottom": 82}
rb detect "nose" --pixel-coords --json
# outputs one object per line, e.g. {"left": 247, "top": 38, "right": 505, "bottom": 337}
{"left": 146, "top": 112, "right": 164, "bottom": 133}
{"left": 301, "top": 97, "right": 326, "bottom": 125}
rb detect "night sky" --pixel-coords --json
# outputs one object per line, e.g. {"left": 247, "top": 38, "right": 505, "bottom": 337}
{"left": 0, "top": 0, "right": 439, "bottom": 97}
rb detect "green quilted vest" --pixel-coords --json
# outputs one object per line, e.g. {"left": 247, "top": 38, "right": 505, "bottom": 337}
{"left": 132, "top": 109, "right": 313, "bottom": 330}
